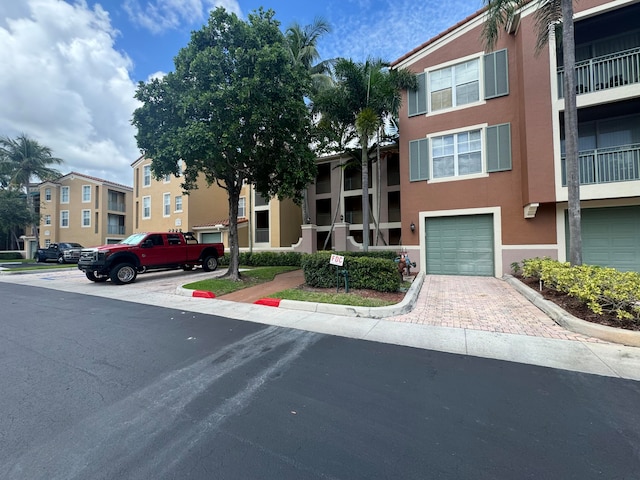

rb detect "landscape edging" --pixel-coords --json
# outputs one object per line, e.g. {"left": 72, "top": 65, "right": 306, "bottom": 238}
{"left": 504, "top": 275, "right": 640, "bottom": 347}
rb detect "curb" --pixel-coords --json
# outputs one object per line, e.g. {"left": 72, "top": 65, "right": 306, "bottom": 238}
{"left": 273, "top": 271, "right": 426, "bottom": 318}
{"left": 504, "top": 275, "right": 640, "bottom": 347}
{"left": 176, "top": 286, "right": 215, "bottom": 299}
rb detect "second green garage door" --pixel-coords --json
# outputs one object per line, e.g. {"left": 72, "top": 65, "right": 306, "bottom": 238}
{"left": 425, "top": 214, "right": 495, "bottom": 276}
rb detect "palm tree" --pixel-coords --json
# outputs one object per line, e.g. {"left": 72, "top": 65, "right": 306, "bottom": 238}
{"left": 482, "top": 0, "right": 581, "bottom": 265}
{"left": 0, "top": 134, "right": 63, "bottom": 245}
{"left": 312, "top": 58, "right": 416, "bottom": 251}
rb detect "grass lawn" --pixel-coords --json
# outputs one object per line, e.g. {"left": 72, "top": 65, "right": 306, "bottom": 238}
{"left": 182, "top": 266, "right": 300, "bottom": 296}
{"left": 268, "top": 288, "right": 400, "bottom": 307}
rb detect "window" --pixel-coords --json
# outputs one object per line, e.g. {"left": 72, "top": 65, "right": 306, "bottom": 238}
{"left": 429, "top": 59, "right": 479, "bottom": 111}
{"left": 82, "top": 185, "right": 91, "bottom": 202}
{"left": 163, "top": 193, "right": 171, "bottom": 216}
{"left": 238, "top": 197, "right": 246, "bottom": 217}
{"left": 142, "top": 196, "right": 151, "bottom": 219}
{"left": 82, "top": 209, "right": 91, "bottom": 227}
{"left": 44, "top": 214, "right": 51, "bottom": 226}
{"left": 175, "top": 195, "right": 183, "bottom": 212}
{"left": 143, "top": 165, "right": 151, "bottom": 187}
{"left": 409, "top": 123, "right": 512, "bottom": 181}
{"left": 60, "top": 211, "right": 69, "bottom": 227}
{"left": 163, "top": 173, "right": 171, "bottom": 183}
{"left": 61, "top": 186, "right": 70, "bottom": 203}
{"left": 45, "top": 188, "right": 51, "bottom": 201}
{"left": 432, "top": 130, "right": 482, "bottom": 178}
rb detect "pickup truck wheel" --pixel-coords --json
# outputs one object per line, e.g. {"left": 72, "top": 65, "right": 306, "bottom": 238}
{"left": 86, "top": 271, "right": 108, "bottom": 283}
{"left": 202, "top": 256, "right": 218, "bottom": 272}
{"left": 34, "top": 254, "right": 42, "bottom": 263}
{"left": 57, "top": 255, "right": 66, "bottom": 264}
{"left": 110, "top": 263, "right": 137, "bottom": 285}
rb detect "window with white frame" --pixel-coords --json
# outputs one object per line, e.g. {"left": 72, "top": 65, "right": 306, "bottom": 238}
{"left": 163, "top": 174, "right": 171, "bottom": 183}
{"left": 82, "top": 185, "right": 91, "bottom": 202}
{"left": 82, "top": 209, "right": 91, "bottom": 227}
{"left": 60, "top": 210, "right": 69, "bottom": 227}
{"left": 45, "top": 188, "right": 51, "bottom": 201}
{"left": 175, "top": 195, "right": 183, "bottom": 212}
{"left": 143, "top": 165, "right": 151, "bottom": 187}
{"left": 142, "top": 196, "right": 151, "bottom": 219}
{"left": 238, "top": 197, "right": 246, "bottom": 217}
{"left": 61, "top": 186, "right": 70, "bottom": 203}
{"left": 45, "top": 239, "right": 51, "bottom": 247}
{"left": 163, "top": 193, "right": 171, "bottom": 216}
{"left": 429, "top": 58, "right": 479, "bottom": 111}
{"left": 409, "top": 123, "right": 512, "bottom": 182}
{"left": 44, "top": 214, "right": 51, "bottom": 225}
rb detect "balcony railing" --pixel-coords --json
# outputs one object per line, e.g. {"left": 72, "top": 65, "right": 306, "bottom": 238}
{"left": 561, "top": 143, "right": 640, "bottom": 186}
{"left": 557, "top": 47, "right": 640, "bottom": 98}
{"left": 107, "top": 225, "right": 126, "bottom": 235}
{"left": 255, "top": 228, "right": 269, "bottom": 243}
{"left": 108, "top": 201, "right": 126, "bottom": 212}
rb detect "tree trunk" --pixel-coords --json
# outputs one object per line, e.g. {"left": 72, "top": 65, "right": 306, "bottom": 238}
{"left": 226, "top": 183, "right": 242, "bottom": 280}
{"left": 361, "top": 139, "right": 370, "bottom": 252}
{"left": 562, "top": 0, "right": 582, "bottom": 266}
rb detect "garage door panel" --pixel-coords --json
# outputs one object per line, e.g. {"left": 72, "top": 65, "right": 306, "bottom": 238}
{"left": 425, "top": 214, "right": 494, "bottom": 276}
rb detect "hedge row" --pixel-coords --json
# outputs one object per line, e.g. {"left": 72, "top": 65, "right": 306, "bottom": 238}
{"left": 520, "top": 257, "right": 640, "bottom": 322}
{"left": 0, "top": 252, "right": 23, "bottom": 260}
{"left": 219, "top": 251, "right": 302, "bottom": 267}
{"left": 301, "top": 252, "right": 400, "bottom": 292}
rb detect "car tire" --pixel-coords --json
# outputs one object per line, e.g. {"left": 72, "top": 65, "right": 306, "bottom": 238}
{"left": 202, "top": 255, "right": 218, "bottom": 272}
{"left": 57, "top": 255, "right": 66, "bottom": 264}
{"left": 86, "top": 271, "right": 108, "bottom": 282}
{"left": 110, "top": 263, "right": 137, "bottom": 285}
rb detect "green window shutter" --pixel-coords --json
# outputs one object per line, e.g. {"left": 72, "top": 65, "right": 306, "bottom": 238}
{"left": 408, "top": 72, "right": 427, "bottom": 116}
{"left": 409, "top": 138, "right": 429, "bottom": 181}
{"left": 486, "top": 123, "right": 512, "bottom": 172}
{"left": 484, "top": 49, "right": 509, "bottom": 99}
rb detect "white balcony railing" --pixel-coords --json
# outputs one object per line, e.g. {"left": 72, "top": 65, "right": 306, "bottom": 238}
{"left": 561, "top": 143, "right": 640, "bottom": 186}
{"left": 557, "top": 47, "right": 640, "bottom": 98}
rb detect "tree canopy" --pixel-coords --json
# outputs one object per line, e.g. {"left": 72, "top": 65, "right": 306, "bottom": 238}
{"left": 132, "top": 8, "right": 317, "bottom": 279}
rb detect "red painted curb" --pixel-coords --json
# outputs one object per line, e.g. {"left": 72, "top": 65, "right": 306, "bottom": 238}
{"left": 193, "top": 290, "right": 215, "bottom": 298}
{"left": 254, "top": 298, "right": 281, "bottom": 307}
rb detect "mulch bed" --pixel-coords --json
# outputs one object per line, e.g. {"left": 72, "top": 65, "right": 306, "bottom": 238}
{"left": 517, "top": 276, "right": 640, "bottom": 331}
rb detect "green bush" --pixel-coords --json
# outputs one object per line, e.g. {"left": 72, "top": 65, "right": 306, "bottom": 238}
{"left": 301, "top": 252, "right": 400, "bottom": 292}
{"left": 0, "top": 252, "right": 23, "bottom": 260}
{"left": 521, "top": 257, "right": 640, "bottom": 322}
{"left": 219, "top": 251, "right": 302, "bottom": 267}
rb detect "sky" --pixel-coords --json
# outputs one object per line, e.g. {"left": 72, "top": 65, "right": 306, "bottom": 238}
{"left": 0, "top": 0, "right": 484, "bottom": 187}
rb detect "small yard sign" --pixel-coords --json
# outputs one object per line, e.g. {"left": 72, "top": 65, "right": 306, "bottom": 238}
{"left": 329, "top": 254, "right": 344, "bottom": 266}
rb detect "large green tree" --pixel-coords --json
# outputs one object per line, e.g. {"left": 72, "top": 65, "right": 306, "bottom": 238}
{"left": 0, "top": 189, "right": 35, "bottom": 249}
{"left": 482, "top": 0, "right": 581, "bottom": 265}
{"left": 312, "top": 58, "right": 416, "bottom": 251}
{"left": 0, "top": 134, "right": 62, "bottom": 246}
{"left": 133, "top": 8, "right": 317, "bottom": 280}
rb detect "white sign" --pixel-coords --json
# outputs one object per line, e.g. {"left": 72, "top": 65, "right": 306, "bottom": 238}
{"left": 329, "top": 254, "right": 344, "bottom": 266}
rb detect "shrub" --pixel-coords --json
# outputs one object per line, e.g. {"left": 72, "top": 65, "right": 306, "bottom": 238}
{"left": 0, "top": 252, "right": 23, "bottom": 260}
{"left": 219, "top": 251, "right": 302, "bottom": 267}
{"left": 520, "top": 257, "right": 640, "bottom": 322}
{"left": 302, "top": 252, "right": 400, "bottom": 292}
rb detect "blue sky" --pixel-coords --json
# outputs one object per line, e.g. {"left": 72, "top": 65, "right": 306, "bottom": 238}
{"left": 0, "top": 0, "right": 484, "bottom": 186}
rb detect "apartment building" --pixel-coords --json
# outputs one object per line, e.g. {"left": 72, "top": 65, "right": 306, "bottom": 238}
{"left": 306, "top": 145, "right": 403, "bottom": 250}
{"left": 36, "top": 172, "right": 132, "bottom": 248}
{"left": 131, "top": 156, "right": 303, "bottom": 249}
{"left": 393, "top": 0, "right": 640, "bottom": 276}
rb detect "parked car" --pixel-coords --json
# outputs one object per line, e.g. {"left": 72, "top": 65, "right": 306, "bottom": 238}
{"left": 77, "top": 232, "right": 224, "bottom": 284}
{"left": 34, "top": 243, "right": 84, "bottom": 264}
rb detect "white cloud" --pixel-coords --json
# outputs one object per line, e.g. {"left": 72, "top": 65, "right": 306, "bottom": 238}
{"left": 320, "top": 0, "right": 484, "bottom": 64}
{"left": 123, "top": 0, "right": 242, "bottom": 34}
{"left": 0, "top": 0, "right": 140, "bottom": 186}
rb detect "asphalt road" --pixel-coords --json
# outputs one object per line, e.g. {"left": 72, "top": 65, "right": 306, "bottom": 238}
{"left": 2, "top": 282, "right": 640, "bottom": 479}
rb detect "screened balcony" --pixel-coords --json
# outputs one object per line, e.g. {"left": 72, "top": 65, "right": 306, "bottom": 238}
{"left": 556, "top": 4, "right": 640, "bottom": 98}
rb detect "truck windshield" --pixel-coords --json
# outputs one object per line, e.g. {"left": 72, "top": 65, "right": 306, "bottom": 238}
{"left": 119, "top": 233, "right": 148, "bottom": 245}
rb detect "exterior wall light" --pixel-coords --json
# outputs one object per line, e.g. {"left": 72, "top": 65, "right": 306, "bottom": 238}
{"left": 410, "top": 222, "right": 415, "bottom": 233}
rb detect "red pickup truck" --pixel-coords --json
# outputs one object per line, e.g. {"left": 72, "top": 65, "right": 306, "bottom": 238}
{"left": 77, "top": 232, "right": 224, "bottom": 284}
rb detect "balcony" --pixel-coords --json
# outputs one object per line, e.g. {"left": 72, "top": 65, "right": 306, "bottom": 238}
{"left": 558, "top": 47, "right": 640, "bottom": 98}
{"left": 108, "top": 225, "right": 126, "bottom": 235}
{"left": 108, "top": 201, "right": 126, "bottom": 212}
{"left": 561, "top": 143, "right": 640, "bottom": 186}
{"left": 255, "top": 228, "right": 269, "bottom": 243}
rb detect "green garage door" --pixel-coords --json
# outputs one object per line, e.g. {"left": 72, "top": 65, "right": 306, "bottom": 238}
{"left": 425, "top": 215, "right": 494, "bottom": 276}
{"left": 577, "top": 206, "right": 640, "bottom": 272}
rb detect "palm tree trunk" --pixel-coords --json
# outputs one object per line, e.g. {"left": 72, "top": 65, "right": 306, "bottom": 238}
{"left": 562, "top": 0, "right": 582, "bottom": 266}
{"left": 361, "top": 139, "right": 370, "bottom": 252}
